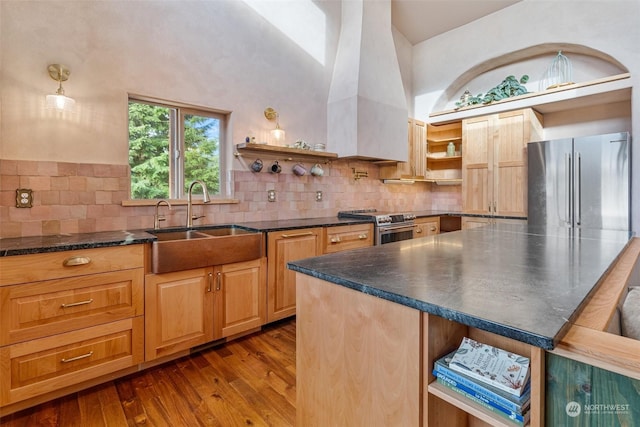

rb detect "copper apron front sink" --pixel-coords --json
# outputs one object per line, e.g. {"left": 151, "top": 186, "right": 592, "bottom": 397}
{"left": 150, "top": 227, "right": 264, "bottom": 274}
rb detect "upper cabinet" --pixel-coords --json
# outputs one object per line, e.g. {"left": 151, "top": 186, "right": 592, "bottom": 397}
{"left": 379, "top": 118, "right": 427, "bottom": 180}
{"left": 462, "top": 108, "right": 543, "bottom": 218}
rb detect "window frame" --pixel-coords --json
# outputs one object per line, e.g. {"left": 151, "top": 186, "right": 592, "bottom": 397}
{"left": 127, "top": 95, "right": 230, "bottom": 202}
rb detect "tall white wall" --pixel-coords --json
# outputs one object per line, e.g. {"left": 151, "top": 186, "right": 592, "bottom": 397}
{"left": 0, "top": 0, "right": 342, "bottom": 166}
{"left": 412, "top": 0, "right": 640, "bottom": 232}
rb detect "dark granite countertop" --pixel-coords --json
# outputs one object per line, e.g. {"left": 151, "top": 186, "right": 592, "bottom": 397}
{"left": 0, "top": 217, "right": 371, "bottom": 256}
{"left": 0, "top": 230, "right": 156, "bottom": 256}
{"left": 288, "top": 224, "right": 633, "bottom": 349}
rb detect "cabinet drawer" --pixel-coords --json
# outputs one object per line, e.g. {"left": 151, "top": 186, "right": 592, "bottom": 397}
{"left": 0, "top": 245, "right": 144, "bottom": 286}
{"left": 1, "top": 269, "right": 144, "bottom": 346}
{"left": 323, "top": 224, "right": 373, "bottom": 254}
{"left": 0, "top": 317, "right": 144, "bottom": 405}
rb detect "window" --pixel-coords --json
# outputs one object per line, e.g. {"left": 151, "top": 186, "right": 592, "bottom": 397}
{"left": 128, "top": 97, "right": 227, "bottom": 200}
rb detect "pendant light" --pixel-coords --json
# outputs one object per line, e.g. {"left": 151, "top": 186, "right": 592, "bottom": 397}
{"left": 46, "top": 64, "right": 76, "bottom": 112}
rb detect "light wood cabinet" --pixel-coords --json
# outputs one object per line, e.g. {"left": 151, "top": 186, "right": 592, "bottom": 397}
{"left": 426, "top": 122, "right": 463, "bottom": 183}
{"left": 462, "top": 109, "right": 543, "bottom": 218}
{"left": 214, "top": 258, "right": 267, "bottom": 339}
{"left": 0, "top": 245, "right": 145, "bottom": 409}
{"left": 379, "top": 118, "right": 427, "bottom": 180}
{"left": 323, "top": 223, "right": 373, "bottom": 254}
{"left": 144, "top": 267, "right": 215, "bottom": 361}
{"left": 267, "top": 228, "right": 322, "bottom": 322}
{"left": 414, "top": 217, "right": 440, "bottom": 237}
{"left": 145, "top": 256, "right": 267, "bottom": 360}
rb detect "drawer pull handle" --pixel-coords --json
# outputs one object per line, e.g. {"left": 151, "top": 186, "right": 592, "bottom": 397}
{"left": 358, "top": 234, "right": 368, "bottom": 239}
{"left": 330, "top": 237, "right": 341, "bottom": 243}
{"left": 61, "top": 351, "right": 94, "bottom": 363}
{"left": 281, "top": 232, "right": 314, "bottom": 239}
{"left": 63, "top": 256, "right": 91, "bottom": 267}
{"left": 216, "top": 272, "right": 222, "bottom": 291}
{"left": 207, "top": 272, "right": 213, "bottom": 292}
{"left": 61, "top": 298, "right": 94, "bottom": 308}
{"left": 415, "top": 228, "right": 422, "bottom": 234}
{"left": 430, "top": 227, "right": 437, "bottom": 232}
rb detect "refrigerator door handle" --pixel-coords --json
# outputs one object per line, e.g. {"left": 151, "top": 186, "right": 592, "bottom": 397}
{"left": 565, "top": 153, "right": 572, "bottom": 226}
{"left": 575, "top": 152, "right": 581, "bottom": 226}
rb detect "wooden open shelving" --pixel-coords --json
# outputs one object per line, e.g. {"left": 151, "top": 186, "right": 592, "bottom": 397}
{"left": 234, "top": 143, "right": 338, "bottom": 163}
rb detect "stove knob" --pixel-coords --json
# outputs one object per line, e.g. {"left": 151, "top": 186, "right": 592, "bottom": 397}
{"left": 405, "top": 214, "right": 416, "bottom": 220}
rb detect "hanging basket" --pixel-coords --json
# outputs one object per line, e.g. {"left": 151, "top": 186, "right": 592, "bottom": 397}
{"left": 540, "top": 51, "right": 574, "bottom": 91}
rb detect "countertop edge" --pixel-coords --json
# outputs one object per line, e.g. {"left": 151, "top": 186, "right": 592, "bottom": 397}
{"left": 288, "top": 263, "right": 555, "bottom": 349}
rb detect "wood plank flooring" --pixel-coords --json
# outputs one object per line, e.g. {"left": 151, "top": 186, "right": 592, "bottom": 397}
{"left": 0, "top": 318, "right": 296, "bottom": 427}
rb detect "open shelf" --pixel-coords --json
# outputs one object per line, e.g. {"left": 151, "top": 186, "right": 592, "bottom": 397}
{"left": 429, "top": 73, "right": 631, "bottom": 125}
{"left": 429, "top": 381, "right": 528, "bottom": 427}
{"left": 234, "top": 143, "right": 338, "bottom": 162}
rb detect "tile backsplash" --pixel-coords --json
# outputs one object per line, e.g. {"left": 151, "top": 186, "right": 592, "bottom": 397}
{"left": 0, "top": 159, "right": 461, "bottom": 238}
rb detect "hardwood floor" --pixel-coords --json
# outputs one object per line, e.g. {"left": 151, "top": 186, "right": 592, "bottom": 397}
{"left": 0, "top": 318, "right": 296, "bottom": 427}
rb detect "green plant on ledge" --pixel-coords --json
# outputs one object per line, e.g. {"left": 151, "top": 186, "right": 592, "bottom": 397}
{"left": 456, "top": 75, "right": 530, "bottom": 109}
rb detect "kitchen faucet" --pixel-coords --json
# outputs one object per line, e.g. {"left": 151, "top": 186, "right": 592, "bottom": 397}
{"left": 154, "top": 199, "right": 172, "bottom": 230}
{"left": 187, "top": 180, "right": 211, "bottom": 227}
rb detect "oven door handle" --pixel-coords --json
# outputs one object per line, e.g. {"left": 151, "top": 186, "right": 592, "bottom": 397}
{"left": 378, "top": 224, "right": 416, "bottom": 233}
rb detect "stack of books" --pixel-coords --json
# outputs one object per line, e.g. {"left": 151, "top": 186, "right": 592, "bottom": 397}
{"left": 433, "top": 337, "right": 531, "bottom": 426}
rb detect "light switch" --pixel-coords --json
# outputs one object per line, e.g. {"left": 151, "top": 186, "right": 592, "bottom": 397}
{"left": 16, "top": 189, "right": 33, "bottom": 208}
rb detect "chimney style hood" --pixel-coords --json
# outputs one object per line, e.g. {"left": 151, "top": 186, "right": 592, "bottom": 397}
{"left": 328, "top": 0, "right": 408, "bottom": 161}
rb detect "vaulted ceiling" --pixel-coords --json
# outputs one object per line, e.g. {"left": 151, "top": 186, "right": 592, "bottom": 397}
{"left": 391, "top": 0, "right": 521, "bottom": 45}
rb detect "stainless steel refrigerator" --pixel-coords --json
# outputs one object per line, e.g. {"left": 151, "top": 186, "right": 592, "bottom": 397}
{"left": 528, "top": 132, "right": 631, "bottom": 231}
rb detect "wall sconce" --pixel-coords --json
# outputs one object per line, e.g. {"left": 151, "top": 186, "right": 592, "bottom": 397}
{"left": 264, "top": 107, "right": 285, "bottom": 145}
{"left": 46, "top": 64, "right": 76, "bottom": 112}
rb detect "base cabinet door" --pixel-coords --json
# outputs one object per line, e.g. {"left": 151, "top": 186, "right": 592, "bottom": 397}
{"left": 267, "top": 228, "right": 322, "bottom": 322}
{"left": 214, "top": 258, "right": 267, "bottom": 338}
{"left": 144, "top": 268, "right": 214, "bottom": 361}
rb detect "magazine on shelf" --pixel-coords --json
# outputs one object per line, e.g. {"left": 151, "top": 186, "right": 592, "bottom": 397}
{"left": 434, "top": 351, "right": 530, "bottom": 413}
{"left": 449, "top": 337, "right": 530, "bottom": 397}
{"left": 435, "top": 376, "right": 529, "bottom": 426}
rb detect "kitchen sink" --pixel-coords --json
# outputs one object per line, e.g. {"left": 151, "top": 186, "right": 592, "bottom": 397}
{"left": 197, "top": 227, "right": 255, "bottom": 237}
{"left": 150, "top": 227, "right": 264, "bottom": 274}
{"left": 153, "top": 230, "right": 210, "bottom": 241}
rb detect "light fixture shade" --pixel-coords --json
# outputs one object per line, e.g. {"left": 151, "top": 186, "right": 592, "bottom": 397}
{"left": 46, "top": 94, "right": 76, "bottom": 112}
{"left": 271, "top": 127, "right": 285, "bottom": 145}
{"left": 46, "top": 64, "right": 76, "bottom": 112}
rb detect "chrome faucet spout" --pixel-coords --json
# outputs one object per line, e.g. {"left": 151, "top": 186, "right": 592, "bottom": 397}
{"left": 187, "top": 180, "right": 211, "bottom": 227}
{"left": 154, "top": 199, "right": 172, "bottom": 230}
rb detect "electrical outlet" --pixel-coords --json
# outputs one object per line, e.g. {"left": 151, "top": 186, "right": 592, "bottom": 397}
{"left": 316, "top": 191, "right": 323, "bottom": 202}
{"left": 267, "top": 189, "right": 276, "bottom": 202}
{"left": 16, "top": 188, "right": 33, "bottom": 208}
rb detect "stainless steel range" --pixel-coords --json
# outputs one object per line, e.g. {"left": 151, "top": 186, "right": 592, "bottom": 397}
{"left": 338, "top": 209, "right": 416, "bottom": 245}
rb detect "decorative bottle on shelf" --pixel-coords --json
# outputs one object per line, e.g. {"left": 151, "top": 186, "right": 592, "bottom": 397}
{"left": 447, "top": 142, "right": 455, "bottom": 157}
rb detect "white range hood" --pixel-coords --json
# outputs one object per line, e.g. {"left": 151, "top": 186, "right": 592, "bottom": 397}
{"left": 327, "top": 0, "right": 408, "bottom": 161}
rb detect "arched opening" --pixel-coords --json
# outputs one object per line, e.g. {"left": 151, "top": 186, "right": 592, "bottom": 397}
{"left": 433, "top": 43, "right": 628, "bottom": 112}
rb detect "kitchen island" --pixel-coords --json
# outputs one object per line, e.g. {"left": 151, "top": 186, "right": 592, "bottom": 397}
{"left": 288, "top": 224, "right": 633, "bottom": 426}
